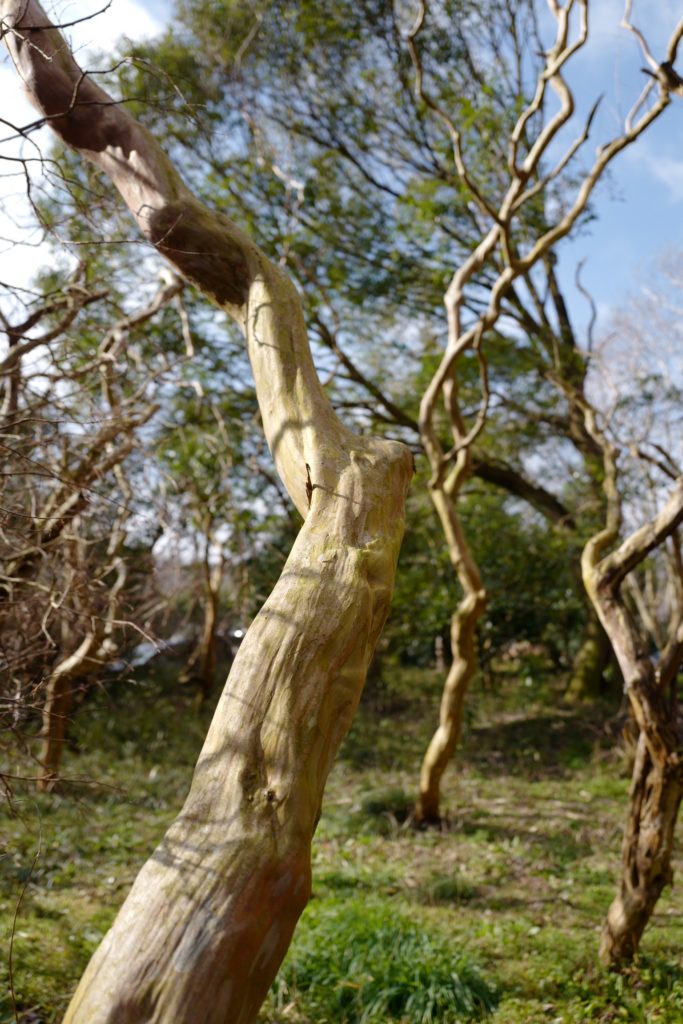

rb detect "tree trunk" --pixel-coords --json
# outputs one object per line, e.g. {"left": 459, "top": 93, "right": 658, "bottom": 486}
{"left": 414, "top": 486, "right": 486, "bottom": 825}
{"left": 38, "top": 670, "right": 76, "bottom": 792}
{"left": 196, "top": 585, "right": 218, "bottom": 704}
{"left": 37, "top": 544, "right": 129, "bottom": 790}
{"left": 593, "top": 628, "right": 683, "bottom": 967}
{"left": 183, "top": 553, "right": 221, "bottom": 706}
{"left": 600, "top": 731, "right": 683, "bottom": 963}
{"left": 65, "top": 453, "right": 409, "bottom": 1023}
{"left": 566, "top": 611, "right": 613, "bottom": 700}
{"left": 580, "top": 470, "right": 683, "bottom": 967}
{"left": 37, "top": 628, "right": 102, "bottom": 791}
{"left": 414, "top": 594, "right": 483, "bottom": 824}
{"left": 1, "top": 5, "right": 412, "bottom": 1018}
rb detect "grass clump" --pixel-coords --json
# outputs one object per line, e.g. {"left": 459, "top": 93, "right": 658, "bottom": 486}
{"left": 268, "top": 898, "right": 497, "bottom": 1023}
{"left": 358, "top": 786, "right": 414, "bottom": 833}
{"left": 418, "top": 871, "right": 478, "bottom": 906}
{"left": 559, "top": 956, "right": 683, "bottom": 1023}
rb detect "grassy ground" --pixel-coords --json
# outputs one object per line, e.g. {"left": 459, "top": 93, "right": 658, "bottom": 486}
{"left": 1, "top": 664, "right": 682, "bottom": 1023}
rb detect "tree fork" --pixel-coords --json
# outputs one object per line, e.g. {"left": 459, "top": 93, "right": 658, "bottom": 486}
{"left": 583, "top": 473, "right": 683, "bottom": 966}
{"left": 1, "top": 3, "right": 412, "bottom": 1020}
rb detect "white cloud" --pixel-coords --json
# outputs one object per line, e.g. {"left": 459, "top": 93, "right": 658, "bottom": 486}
{"left": 588, "top": 0, "right": 682, "bottom": 54}
{"left": 538, "top": 1, "right": 676, "bottom": 61}
{"left": 624, "top": 144, "right": 683, "bottom": 204}
{"left": 644, "top": 155, "right": 683, "bottom": 203}
{"left": 0, "top": 68, "right": 50, "bottom": 291}
{"left": 59, "top": 0, "right": 164, "bottom": 56}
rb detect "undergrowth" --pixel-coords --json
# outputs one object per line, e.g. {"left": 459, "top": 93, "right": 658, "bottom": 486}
{"left": 1, "top": 665, "right": 682, "bottom": 1024}
{"left": 266, "top": 899, "right": 497, "bottom": 1023}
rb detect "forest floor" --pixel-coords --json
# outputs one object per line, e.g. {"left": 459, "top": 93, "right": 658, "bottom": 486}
{"left": 1, "top": 661, "right": 682, "bottom": 1023}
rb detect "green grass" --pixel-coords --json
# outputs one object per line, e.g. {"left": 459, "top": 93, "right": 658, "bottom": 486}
{"left": 264, "top": 899, "right": 497, "bottom": 1023}
{"left": 1, "top": 665, "right": 682, "bottom": 1023}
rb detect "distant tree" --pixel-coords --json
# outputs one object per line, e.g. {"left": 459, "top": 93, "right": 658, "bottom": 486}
{"left": 551, "top": 256, "right": 683, "bottom": 964}
{"left": 119, "top": 0, "right": 683, "bottom": 827}
{"left": 153, "top": 322, "right": 287, "bottom": 703}
{"left": 574, "top": 384, "right": 683, "bottom": 963}
{"left": 405, "top": 0, "right": 683, "bottom": 823}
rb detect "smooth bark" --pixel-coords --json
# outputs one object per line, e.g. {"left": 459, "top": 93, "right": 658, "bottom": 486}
{"left": 1, "top": 4, "right": 412, "bottom": 1020}
{"left": 414, "top": 479, "right": 486, "bottom": 825}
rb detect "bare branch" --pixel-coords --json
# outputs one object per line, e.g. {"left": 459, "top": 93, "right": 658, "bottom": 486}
{"left": 598, "top": 478, "right": 683, "bottom": 592}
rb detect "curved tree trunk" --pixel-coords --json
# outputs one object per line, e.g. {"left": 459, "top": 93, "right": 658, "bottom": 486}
{"left": 581, "top": 435, "right": 683, "bottom": 965}
{"left": 588, "top": 572, "right": 683, "bottom": 967}
{"left": 38, "top": 554, "right": 128, "bottom": 790}
{"left": 600, "top": 731, "right": 682, "bottom": 963}
{"left": 38, "top": 661, "right": 79, "bottom": 791}
{"left": 1, "top": 5, "right": 412, "bottom": 1019}
{"left": 66, "top": 468, "right": 409, "bottom": 1022}
{"left": 414, "top": 483, "right": 486, "bottom": 825}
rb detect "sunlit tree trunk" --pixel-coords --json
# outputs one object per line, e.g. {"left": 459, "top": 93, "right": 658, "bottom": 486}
{"left": 414, "top": 479, "right": 485, "bottom": 824}
{"left": 1, "top": 4, "right": 411, "bottom": 1019}
{"left": 579, "top": 407, "right": 683, "bottom": 966}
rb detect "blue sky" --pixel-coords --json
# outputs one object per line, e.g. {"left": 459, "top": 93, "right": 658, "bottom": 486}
{"left": 0, "top": 0, "right": 165, "bottom": 292}
{"left": 1, "top": 0, "right": 682, "bottom": 335}
{"left": 545, "top": 1, "right": 683, "bottom": 327}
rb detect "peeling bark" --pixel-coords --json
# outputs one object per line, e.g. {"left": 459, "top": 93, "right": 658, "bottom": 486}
{"left": 600, "top": 732, "right": 682, "bottom": 963}
{"left": 591, "top": 576, "right": 683, "bottom": 966}
{"left": 1, "top": 4, "right": 412, "bottom": 1019}
{"left": 580, "top": 418, "right": 683, "bottom": 965}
